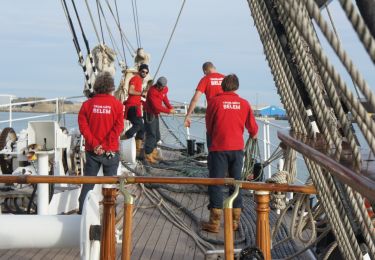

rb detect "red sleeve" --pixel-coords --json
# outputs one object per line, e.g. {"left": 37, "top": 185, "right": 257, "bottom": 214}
{"left": 78, "top": 102, "right": 99, "bottom": 148}
{"left": 162, "top": 87, "right": 173, "bottom": 109}
{"left": 149, "top": 91, "right": 171, "bottom": 114}
{"left": 129, "top": 76, "right": 142, "bottom": 92}
{"left": 196, "top": 76, "right": 207, "bottom": 93}
{"left": 205, "top": 101, "right": 215, "bottom": 138}
{"left": 106, "top": 102, "right": 125, "bottom": 145}
{"left": 245, "top": 103, "right": 258, "bottom": 138}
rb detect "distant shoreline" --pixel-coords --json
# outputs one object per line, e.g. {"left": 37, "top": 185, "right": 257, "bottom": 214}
{"left": 0, "top": 103, "right": 81, "bottom": 114}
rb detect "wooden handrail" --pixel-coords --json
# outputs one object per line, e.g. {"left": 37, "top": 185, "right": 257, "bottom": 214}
{"left": 278, "top": 131, "right": 375, "bottom": 201}
{"left": 0, "top": 176, "right": 316, "bottom": 194}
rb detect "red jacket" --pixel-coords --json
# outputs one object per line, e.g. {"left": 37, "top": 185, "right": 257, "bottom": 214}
{"left": 78, "top": 94, "right": 124, "bottom": 152}
{"left": 196, "top": 72, "right": 225, "bottom": 102}
{"left": 144, "top": 85, "right": 173, "bottom": 115}
{"left": 206, "top": 92, "right": 258, "bottom": 151}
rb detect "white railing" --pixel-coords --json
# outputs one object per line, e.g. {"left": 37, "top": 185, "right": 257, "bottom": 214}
{"left": 0, "top": 95, "right": 84, "bottom": 129}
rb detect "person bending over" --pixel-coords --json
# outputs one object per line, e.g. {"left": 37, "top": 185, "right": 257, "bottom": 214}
{"left": 143, "top": 76, "right": 175, "bottom": 164}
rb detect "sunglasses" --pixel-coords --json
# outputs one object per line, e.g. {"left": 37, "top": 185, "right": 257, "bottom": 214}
{"left": 140, "top": 70, "right": 149, "bottom": 74}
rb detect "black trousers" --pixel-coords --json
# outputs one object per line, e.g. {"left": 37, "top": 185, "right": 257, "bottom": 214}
{"left": 207, "top": 150, "right": 244, "bottom": 209}
{"left": 125, "top": 106, "right": 144, "bottom": 140}
{"left": 144, "top": 112, "right": 160, "bottom": 154}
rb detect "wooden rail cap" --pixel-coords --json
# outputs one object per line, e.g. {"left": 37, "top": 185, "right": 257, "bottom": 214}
{"left": 278, "top": 131, "right": 375, "bottom": 201}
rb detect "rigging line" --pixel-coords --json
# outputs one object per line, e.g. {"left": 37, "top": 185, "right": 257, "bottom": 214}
{"left": 60, "top": 0, "right": 93, "bottom": 91}
{"left": 131, "top": 0, "right": 140, "bottom": 48}
{"left": 96, "top": 0, "right": 105, "bottom": 44}
{"left": 97, "top": 0, "right": 123, "bottom": 64}
{"left": 154, "top": 0, "right": 187, "bottom": 79}
{"left": 84, "top": 0, "right": 101, "bottom": 44}
{"left": 103, "top": 0, "right": 136, "bottom": 57}
{"left": 134, "top": 0, "right": 142, "bottom": 47}
{"left": 325, "top": 3, "right": 362, "bottom": 99}
{"left": 70, "top": 0, "right": 97, "bottom": 75}
{"left": 114, "top": 0, "right": 127, "bottom": 66}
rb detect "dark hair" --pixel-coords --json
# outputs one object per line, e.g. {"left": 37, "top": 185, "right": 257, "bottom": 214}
{"left": 202, "top": 61, "right": 215, "bottom": 71}
{"left": 221, "top": 74, "right": 239, "bottom": 92}
{"left": 93, "top": 72, "right": 115, "bottom": 94}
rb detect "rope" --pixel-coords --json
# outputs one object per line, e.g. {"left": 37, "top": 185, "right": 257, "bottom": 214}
{"left": 96, "top": 0, "right": 105, "bottom": 44}
{"left": 338, "top": 0, "right": 375, "bottom": 64}
{"left": 131, "top": 0, "right": 141, "bottom": 48}
{"left": 60, "top": 0, "right": 93, "bottom": 92}
{"left": 84, "top": 0, "right": 101, "bottom": 43}
{"left": 70, "top": 0, "right": 97, "bottom": 76}
{"left": 324, "top": 3, "right": 361, "bottom": 99}
{"left": 154, "top": 0, "right": 187, "bottom": 79}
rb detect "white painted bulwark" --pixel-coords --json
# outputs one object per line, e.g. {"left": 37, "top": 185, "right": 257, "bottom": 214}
{"left": 0, "top": 215, "right": 80, "bottom": 249}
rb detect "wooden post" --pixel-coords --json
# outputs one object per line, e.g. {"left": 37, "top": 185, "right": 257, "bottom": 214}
{"left": 255, "top": 191, "right": 271, "bottom": 260}
{"left": 100, "top": 187, "right": 117, "bottom": 260}
{"left": 224, "top": 208, "right": 234, "bottom": 260}
{"left": 121, "top": 201, "right": 134, "bottom": 260}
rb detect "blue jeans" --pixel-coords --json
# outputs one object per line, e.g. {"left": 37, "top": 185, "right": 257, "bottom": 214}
{"left": 78, "top": 151, "right": 119, "bottom": 213}
{"left": 207, "top": 150, "right": 244, "bottom": 209}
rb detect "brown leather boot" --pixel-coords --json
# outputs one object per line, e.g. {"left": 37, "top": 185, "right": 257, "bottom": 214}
{"left": 233, "top": 208, "right": 242, "bottom": 231}
{"left": 144, "top": 152, "right": 157, "bottom": 164}
{"left": 201, "top": 208, "right": 222, "bottom": 233}
{"left": 152, "top": 148, "right": 163, "bottom": 161}
{"left": 135, "top": 139, "right": 143, "bottom": 158}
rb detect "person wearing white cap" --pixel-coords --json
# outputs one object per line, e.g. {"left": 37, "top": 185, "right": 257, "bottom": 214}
{"left": 143, "top": 76, "right": 175, "bottom": 163}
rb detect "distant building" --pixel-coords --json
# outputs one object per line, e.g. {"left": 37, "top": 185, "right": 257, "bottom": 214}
{"left": 170, "top": 101, "right": 188, "bottom": 114}
{"left": 255, "top": 105, "right": 286, "bottom": 117}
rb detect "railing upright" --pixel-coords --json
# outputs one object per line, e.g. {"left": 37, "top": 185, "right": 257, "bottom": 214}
{"left": 262, "top": 119, "right": 271, "bottom": 178}
{"left": 9, "top": 97, "right": 12, "bottom": 128}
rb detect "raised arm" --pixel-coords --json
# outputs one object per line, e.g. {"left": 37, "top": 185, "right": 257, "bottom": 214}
{"left": 184, "top": 90, "right": 203, "bottom": 127}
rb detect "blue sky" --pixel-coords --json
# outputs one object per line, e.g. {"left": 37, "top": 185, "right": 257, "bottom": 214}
{"left": 0, "top": 1, "right": 373, "bottom": 107}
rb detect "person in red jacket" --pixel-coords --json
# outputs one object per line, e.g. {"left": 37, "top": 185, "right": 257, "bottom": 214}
{"left": 202, "top": 74, "right": 258, "bottom": 233}
{"left": 143, "top": 76, "right": 175, "bottom": 163}
{"left": 184, "top": 62, "right": 224, "bottom": 128}
{"left": 77, "top": 72, "right": 124, "bottom": 214}
{"left": 123, "top": 64, "right": 149, "bottom": 157}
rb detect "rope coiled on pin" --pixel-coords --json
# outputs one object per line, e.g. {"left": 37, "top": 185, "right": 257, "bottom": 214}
{"left": 266, "top": 170, "right": 289, "bottom": 210}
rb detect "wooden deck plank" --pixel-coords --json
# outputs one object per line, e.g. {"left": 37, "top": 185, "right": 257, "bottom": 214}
{"left": 0, "top": 249, "right": 14, "bottom": 260}
{"left": 182, "top": 192, "right": 201, "bottom": 259}
{"left": 171, "top": 192, "right": 196, "bottom": 259}
{"left": 150, "top": 191, "right": 185, "bottom": 260}
{"left": 134, "top": 190, "right": 185, "bottom": 260}
{"left": 138, "top": 194, "right": 169, "bottom": 259}
{"left": 52, "top": 248, "right": 75, "bottom": 260}
{"left": 42, "top": 249, "right": 64, "bottom": 260}
{"left": 132, "top": 197, "right": 164, "bottom": 259}
{"left": 130, "top": 193, "right": 159, "bottom": 258}
{"left": 194, "top": 194, "right": 210, "bottom": 260}
{"left": 161, "top": 192, "right": 186, "bottom": 260}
